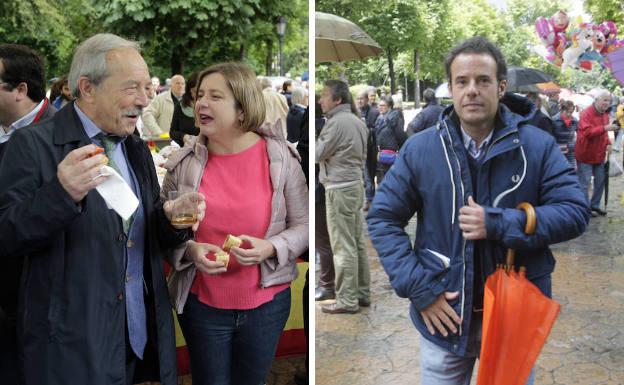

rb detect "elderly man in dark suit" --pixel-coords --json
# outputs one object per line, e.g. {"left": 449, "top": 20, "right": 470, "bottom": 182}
{"left": 0, "top": 43, "right": 57, "bottom": 385}
{"left": 0, "top": 34, "right": 202, "bottom": 385}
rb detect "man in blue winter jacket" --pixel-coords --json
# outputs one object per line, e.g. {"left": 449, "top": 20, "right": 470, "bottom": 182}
{"left": 367, "top": 36, "right": 589, "bottom": 385}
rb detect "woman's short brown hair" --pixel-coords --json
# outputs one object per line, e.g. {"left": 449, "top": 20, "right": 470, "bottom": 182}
{"left": 196, "top": 62, "right": 266, "bottom": 132}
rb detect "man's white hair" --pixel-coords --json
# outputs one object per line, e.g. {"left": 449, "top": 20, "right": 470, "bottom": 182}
{"left": 593, "top": 89, "right": 611, "bottom": 100}
{"left": 291, "top": 87, "right": 307, "bottom": 106}
{"left": 391, "top": 94, "right": 403, "bottom": 109}
{"left": 69, "top": 33, "right": 140, "bottom": 98}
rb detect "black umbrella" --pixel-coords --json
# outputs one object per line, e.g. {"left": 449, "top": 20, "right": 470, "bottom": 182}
{"left": 506, "top": 67, "right": 553, "bottom": 92}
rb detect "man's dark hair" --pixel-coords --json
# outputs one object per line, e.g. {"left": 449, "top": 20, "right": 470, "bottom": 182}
{"left": 282, "top": 79, "right": 292, "bottom": 92}
{"left": 561, "top": 100, "right": 574, "bottom": 113}
{"left": 324, "top": 79, "right": 358, "bottom": 115}
{"left": 444, "top": 36, "right": 507, "bottom": 84}
{"left": 0, "top": 44, "right": 46, "bottom": 102}
{"left": 423, "top": 88, "right": 436, "bottom": 103}
{"left": 182, "top": 71, "right": 199, "bottom": 108}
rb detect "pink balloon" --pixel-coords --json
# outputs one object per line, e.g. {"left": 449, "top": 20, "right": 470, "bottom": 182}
{"left": 601, "top": 21, "right": 617, "bottom": 38}
{"left": 551, "top": 10, "right": 569, "bottom": 33}
{"left": 536, "top": 16, "right": 555, "bottom": 46}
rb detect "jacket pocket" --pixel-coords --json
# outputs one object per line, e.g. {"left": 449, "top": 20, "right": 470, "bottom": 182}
{"left": 425, "top": 249, "right": 450, "bottom": 268}
{"left": 418, "top": 248, "right": 451, "bottom": 285}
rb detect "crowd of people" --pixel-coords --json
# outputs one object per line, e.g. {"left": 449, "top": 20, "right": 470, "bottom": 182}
{"left": 0, "top": 33, "right": 309, "bottom": 385}
{"left": 315, "top": 35, "right": 622, "bottom": 385}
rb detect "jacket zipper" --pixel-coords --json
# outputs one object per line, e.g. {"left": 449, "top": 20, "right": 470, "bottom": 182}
{"left": 442, "top": 120, "right": 466, "bottom": 336}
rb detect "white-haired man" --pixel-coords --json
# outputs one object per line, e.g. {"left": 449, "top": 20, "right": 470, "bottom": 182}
{"left": 576, "top": 90, "right": 618, "bottom": 216}
{"left": 287, "top": 86, "right": 308, "bottom": 143}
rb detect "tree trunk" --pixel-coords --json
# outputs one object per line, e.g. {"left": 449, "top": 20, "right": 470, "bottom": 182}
{"left": 170, "top": 47, "right": 184, "bottom": 75}
{"left": 388, "top": 49, "right": 395, "bottom": 94}
{"left": 265, "top": 39, "right": 273, "bottom": 76}
{"left": 413, "top": 48, "right": 421, "bottom": 107}
{"left": 404, "top": 75, "right": 408, "bottom": 102}
{"left": 239, "top": 44, "right": 246, "bottom": 61}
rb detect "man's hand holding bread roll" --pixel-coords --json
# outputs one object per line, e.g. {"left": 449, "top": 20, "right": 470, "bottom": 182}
{"left": 58, "top": 144, "right": 111, "bottom": 202}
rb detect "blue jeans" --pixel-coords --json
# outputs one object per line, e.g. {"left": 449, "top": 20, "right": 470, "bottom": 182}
{"left": 577, "top": 162, "right": 606, "bottom": 210}
{"left": 178, "top": 288, "right": 291, "bottom": 385}
{"left": 419, "top": 314, "right": 535, "bottom": 385}
{"left": 364, "top": 169, "right": 375, "bottom": 203}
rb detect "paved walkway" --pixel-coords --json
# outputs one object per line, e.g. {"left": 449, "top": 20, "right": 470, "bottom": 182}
{"left": 316, "top": 158, "right": 624, "bottom": 385}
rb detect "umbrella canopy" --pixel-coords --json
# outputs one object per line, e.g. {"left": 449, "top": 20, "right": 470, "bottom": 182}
{"left": 315, "top": 12, "right": 383, "bottom": 63}
{"left": 477, "top": 203, "right": 561, "bottom": 385}
{"left": 506, "top": 67, "right": 553, "bottom": 92}
{"left": 435, "top": 82, "right": 450, "bottom": 98}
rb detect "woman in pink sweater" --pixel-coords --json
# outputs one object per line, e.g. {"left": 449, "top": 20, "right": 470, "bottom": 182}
{"left": 162, "top": 62, "right": 308, "bottom": 385}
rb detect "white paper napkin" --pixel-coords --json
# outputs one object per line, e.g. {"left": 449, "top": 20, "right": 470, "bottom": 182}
{"left": 95, "top": 165, "right": 139, "bottom": 221}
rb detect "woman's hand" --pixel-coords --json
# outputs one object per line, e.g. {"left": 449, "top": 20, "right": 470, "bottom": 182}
{"left": 164, "top": 191, "right": 206, "bottom": 231}
{"left": 186, "top": 241, "right": 227, "bottom": 274}
{"left": 230, "top": 235, "right": 276, "bottom": 266}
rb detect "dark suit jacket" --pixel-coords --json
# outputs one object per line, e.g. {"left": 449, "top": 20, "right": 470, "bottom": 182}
{"left": 169, "top": 102, "right": 198, "bottom": 147}
{"left": 287, "top": 104, "right": 306, "bottom": 143}
{"left": 0, "top": 100, "right": 56, "bottom": 385}
{"left": 0, "top": 102, "right": 186, "bottom": 385}
{"left": 360, "top": 105, "right": 379, "bottom": 130}
{"left": 0, "top": 100, "right": 57, "bottom": 317}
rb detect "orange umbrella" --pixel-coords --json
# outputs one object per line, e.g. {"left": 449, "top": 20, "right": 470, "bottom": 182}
{"left": 476, "top": 203, "right": 561, "bottom": 385}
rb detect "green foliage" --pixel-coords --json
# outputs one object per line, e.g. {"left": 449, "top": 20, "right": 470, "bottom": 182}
{"left": 558, "top": 66, "right": 621, "bottom": 93}
{"left": 349, "top": 84, "right": 369, "bottom": 98}
{"left": 316, "top": 0, "right": 623, "bottom": 95}
{"left": 94, "top": 0, "right": 308, "bottom": 76}
{"left": 0, "top": 0, "right": 307, "bottom": 85}
{"left": 316, "top": 0, "right": 455, "bottom": 92}
{"left": 0, "top": 0, "right": 104, "bottom": 79}
{"left": 585, "top": 0, "right": 624, "bottom": 26}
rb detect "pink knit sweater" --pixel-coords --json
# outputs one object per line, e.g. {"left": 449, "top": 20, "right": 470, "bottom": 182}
{"left": 190, "top": 138, "right": 289, "bottom": 309}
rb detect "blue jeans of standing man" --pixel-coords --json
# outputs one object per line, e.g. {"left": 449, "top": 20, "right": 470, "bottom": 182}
{"left": 419, "top": 314, "right": 535, "bottom": 385}
{"left": 364, "top": 169, "right": 375, "bottom": 203}
{"left": 178, "top": 288, "right": 291, "bottom": 385}
{"left": 577, "top": 162, "right": 606, "bottom": 210}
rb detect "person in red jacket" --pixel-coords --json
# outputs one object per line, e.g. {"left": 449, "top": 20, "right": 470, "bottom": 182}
{"left": 575, "top": 90, "right": 618, "bottom": 216}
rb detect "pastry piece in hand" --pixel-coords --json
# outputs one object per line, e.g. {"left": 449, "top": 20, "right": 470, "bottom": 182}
{"left": 88, "top": 146, "right": 109, "bottom": 166}
{"left": 89, "top": 146, "right": 104, "bottom": 157}
{"left": 222, "top": 234, "right": 252, "bottom": 251}
{"left": 215, "top": 251, "right": 230, "bottom": 268}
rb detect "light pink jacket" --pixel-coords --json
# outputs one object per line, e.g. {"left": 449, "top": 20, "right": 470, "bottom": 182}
{"left": 162, "top": 124, "right": 309, "bottom": 313}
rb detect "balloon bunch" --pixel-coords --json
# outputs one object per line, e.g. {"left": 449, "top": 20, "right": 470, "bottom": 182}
{"left": 535, "top": 10, "right": 624, "bottom": 72}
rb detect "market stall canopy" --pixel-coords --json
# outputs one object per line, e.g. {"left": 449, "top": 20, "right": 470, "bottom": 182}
{"left": 315, "top": 12, "right": 383, "bottom": 63}
{"left": 515, "top": 81, "right": 561, "bottom": 94}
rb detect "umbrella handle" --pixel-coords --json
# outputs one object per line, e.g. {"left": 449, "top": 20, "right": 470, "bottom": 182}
{"left": 505, "top": 202, "right": 536, "bottom": 271}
